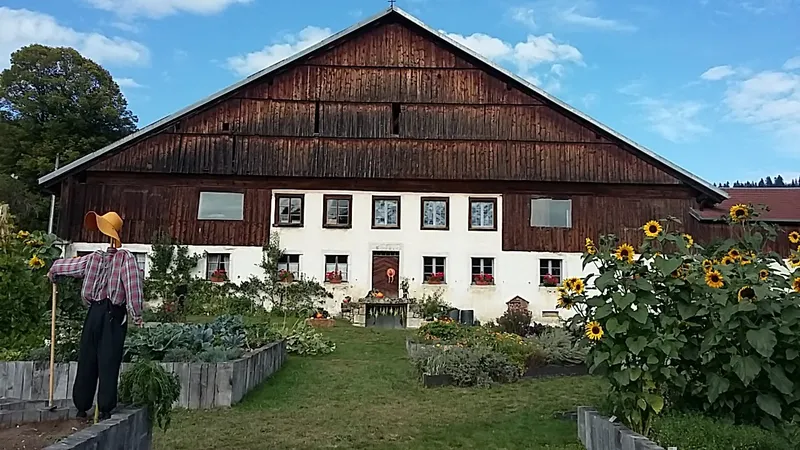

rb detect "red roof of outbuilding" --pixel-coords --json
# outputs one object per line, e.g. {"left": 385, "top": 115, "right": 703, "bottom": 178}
{"left": 694, "top": 188, "right": 800, "bottom": 222}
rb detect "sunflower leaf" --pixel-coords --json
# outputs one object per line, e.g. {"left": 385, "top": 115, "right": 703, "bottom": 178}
{"left": 731, "top": 355, "right": 761, "bottom": 385}
{"left": 605, "top": 317, "right": 629, "bottom": 337}
{"left": 746, "top": 328, "right": 777, "bottom": 358}
{"left": 612, "top": 370, "right": 630, "bottom": 387}
{"left": 634, "top": 277, "right": 654, "bottom": 291}
{"left": 781, "top": 307, "right": 800, "bottom": 323}
{"left": 626, "top": 336, "right": 647, "bottom": 355}
{"left": 644, "top": 393, "right": 665, "bottom": 414}
{"left": 736, "top": 301, "right": 757, "bottom": 313}
{"left": 677, "top": 302, "right": 699, "bottom": 320}
{"left": 756, "top": 394, "right": 782, "bottom": 419}
{"left": 627, "top": 306, "right": 648, "bottom": 324}
{"left": 595, "top": 303, "right": 614, "bottom": 319}
{"left": 594, "top": 271, "right": 615, "bottom": 292}
{"left": 613, "top": 292, "right": 636, "bottom": 310}
{"left": 629, "top": 367, "right": 642, "bottom": 381}
{"left": 707, "top": 373, "right": 730, "bottom": 404}
{"left": 654, "top": 257, "right": 682, "bottom": 277}
{"left": 768, "top": 366, "right": 794, "bottom": 396}
{"left": 637, "top": 398, "right": 647, "bottom": 410}
{"left": 787, "top": 349, "right": 799, "bottom": 360}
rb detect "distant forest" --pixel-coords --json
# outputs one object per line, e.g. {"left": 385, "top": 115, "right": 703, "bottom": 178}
{"left": 715, "top": 175, "right": 800, "bottom": 188}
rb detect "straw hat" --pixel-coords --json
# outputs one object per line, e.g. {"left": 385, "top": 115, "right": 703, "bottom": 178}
{"left": 84, "top": 211, "right": 123, "bottom": 248}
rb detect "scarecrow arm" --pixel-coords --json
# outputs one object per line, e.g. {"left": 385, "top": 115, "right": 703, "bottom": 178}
{"left": 121, "top": 251, "right": 144, "bottom": 325}
{"left": 48, "top": 255, "right": 89, "bottom": 281}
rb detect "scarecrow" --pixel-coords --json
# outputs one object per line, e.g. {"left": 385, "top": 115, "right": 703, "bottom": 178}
{"left": 48, "top": 211, "right": 144, "bottom": 421}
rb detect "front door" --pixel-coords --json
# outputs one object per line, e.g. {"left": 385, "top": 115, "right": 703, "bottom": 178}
{"left": 372, "top": 251, "right": 400, "bottom": 297}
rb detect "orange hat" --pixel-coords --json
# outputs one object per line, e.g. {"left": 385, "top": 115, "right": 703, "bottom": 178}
{"left": 84, "top": 211, "right": 123, "bottom": 248}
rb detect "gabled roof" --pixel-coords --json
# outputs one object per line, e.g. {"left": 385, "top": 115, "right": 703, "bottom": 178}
{"left": 38, "top": 6, "right": 728, "bottom": 202}
{"left": 691, "top": 188, "right": 800, "bottom": 223}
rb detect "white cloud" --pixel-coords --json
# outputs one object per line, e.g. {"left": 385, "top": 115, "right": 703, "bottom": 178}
{"left": 510, "top": 7, "right": 537, "bottom": 27}
{"left": 0, "top": 7, "right": 149, "bottom": 69}
{"left": 558, "top": 6, "right": 637, "bottom": 31}
{"left": 110, "top": 21, "right": 141, "bottom": 33}
{"left": 442, "top": 32, "right": 512, "bottom": 60}
{"left": 225, "top": 26, "right": 332, "bottom": 76}
{"left": 116, "top": 77, "right": 143, "bottom": 88}
{"left": 784, "top": 56, "right": 800, "bottom": 71}
{"left": 85, "top": 0, "right": 251, "bottom": 19}
{"left": 700, "top": 65, "right": 736, "bottom": 80}
{"left": 635, "top": 98, "right": 710, "bottom": 142}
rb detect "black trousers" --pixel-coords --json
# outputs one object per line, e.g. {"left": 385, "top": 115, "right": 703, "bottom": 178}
{"left": 73, "top": 299, "right": 128, "bottom": 414}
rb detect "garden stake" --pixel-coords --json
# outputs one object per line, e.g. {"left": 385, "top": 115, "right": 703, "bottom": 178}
{"left": 47, "top": 283, "right": 57, "bottom": 411}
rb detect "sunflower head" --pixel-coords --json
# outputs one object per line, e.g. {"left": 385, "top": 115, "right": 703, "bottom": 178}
{"left": 793, "top": 277, "right": 800, "bottom": 293}
{"left": 729, "top": 204, "right": 750, "bottom": 223}
{"left": 585, "top": 321, "right": 604, "bottom": 341}
{"left": 790, "top": 255, "right": 800, "bottom": 268}
{"left": 759, "top": 269, "right": 769, "bottom": 281}
{"left": 789, "top": 231, "right": 800, "bottom": 245}
{"left": 739, "top": 255, "right": 752, "bottom": 265}
{"left": 721, "top": 255, "right": 735, "bottom": 266}
{"left": 556, "top": 295, "right": 574, "bottom": 310}
{"left": 705, "top": 270, "right": 724, "bottom": 289}
{"left": 702, "top": 259, "right": 713, "bottom": 272}
{"left": 643, "top": 220, "right": 662, "bottom": 238}
{"left": 728, "top": 248, "right": 741, "bottom": 259}
{"left": 585, "top": 237, "right": 597, "bottom": 255}
{"left": 671, "top": 267, "right": 684, "bottom": 279}
{"left": 16, "top": 230, "right": 30, "bottom": 239}
{"left": 738, "top": 286, "right": 756, "bottom": 302}
{"left": 570, "top": 278, "right": 585, "bottom": 294}
{"left": 28, "top": 255, "right": 45, "bottom": 270}
{"left": 615, "top": 243, "right": 635, "bottom": 263}
{"left": 682, "top": 233, "right": 694, "bottom": 248}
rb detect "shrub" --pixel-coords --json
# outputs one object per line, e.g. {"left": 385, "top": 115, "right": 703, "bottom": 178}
{"left": 418, "top": 319, "right": 464, "bottom": 341}
{"left": 652, "top": 413, "right": 794, "bottom": 450}
{"left": 496, "top": 309, "right": 533, "bottom": 336}
{"left": 280, "top": 321, "right": 335, "bottom": 356}
{"left": 560, "top": 207, "right": 800, "bottom": 435}
{"left": 409, "top": 346, "right": 519, "bottom": 387}
{"left": 118, "top": 360, "right": 181, "bottom": 431}
{"left": 527, "top": 327, "right": 588, "bottom": 367}
{"left": 412, "top": 289, "right": 451, "bottom": 319}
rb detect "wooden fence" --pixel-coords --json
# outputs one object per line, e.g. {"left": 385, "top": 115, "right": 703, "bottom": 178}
{"left": 0, "top": 340, "right": 286, "bottom": 409}
{"left": 577, "top": 406, "right": 665, "bottom": 450}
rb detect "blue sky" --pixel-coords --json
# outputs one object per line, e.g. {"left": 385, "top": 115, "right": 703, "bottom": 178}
{"left": 2, "top": 0, "right": 799, "bottom": 184}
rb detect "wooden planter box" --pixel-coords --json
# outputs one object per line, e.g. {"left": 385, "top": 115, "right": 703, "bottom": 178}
{"left": 0, "top": 340, "right": 287, "bottom": 409}
{"left": 524, "top": 364, "right": 588, "bottom": 379}
{"left": 577, "top": 406, "right": 665, "bottom": 450}
{"left": 305, "top": 318, "right": 335, "bottom": 328}
{"left": 422, "top": 373, "right": 453, "bottom": 388}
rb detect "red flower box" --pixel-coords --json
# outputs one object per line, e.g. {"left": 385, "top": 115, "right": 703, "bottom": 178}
{"left": 426, "top": 272, "right": 445, "bottom": 284}
{"left": 326, "top": 270, "right": 343, "bottom": 284}
{"left": 473, "top": 273, "right": 494, "bottom": 285}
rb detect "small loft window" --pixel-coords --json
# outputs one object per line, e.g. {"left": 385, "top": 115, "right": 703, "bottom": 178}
{"left": 198, "top": 192, "right": 244, "bottom": 220}
{"left": 391, "top": 103, "right": 401, "bottom": 135}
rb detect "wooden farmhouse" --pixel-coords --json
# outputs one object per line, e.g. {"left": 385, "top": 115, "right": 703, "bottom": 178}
{"left": 39, "top": 7, "right": 800, "bottom": 322}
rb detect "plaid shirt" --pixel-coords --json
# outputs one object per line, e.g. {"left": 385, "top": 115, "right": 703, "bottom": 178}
{"left": 49, "top": 248, "right": 143, "bottom": 323}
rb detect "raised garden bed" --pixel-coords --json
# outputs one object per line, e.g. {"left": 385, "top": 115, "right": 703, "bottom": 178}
{"left": 422, "top": 373, "right": 453, "bottom": 388}
{"left": 524, "top": 363, "right": 588, "bottom": 379}
{"left": 577, "top": 406, "right": 664, "bottom": 450}
{"left": 305, "top": 318, "right": 335, "bottom": 328}
{"left": 0, "top": 399, "right": 150, "bottom": 450}
{"left": 0, "top": 340, "right": 286, "bottom": 409}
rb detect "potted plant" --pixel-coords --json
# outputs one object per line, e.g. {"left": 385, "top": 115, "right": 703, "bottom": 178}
{"left": 325, "top": 270, "right": 343, "bottom": 284}
{"left": 473, "top": 273, "right": 494, "bottom": 285}
{"left": 278, "top": 269, "right": 294, "bottom": 283}
{"left": 210, "top": 268, "right": 227, "bottom": 283}
{"left": 426, "top": 272, "right": 445, "bottom": 284}
{"left": 541, "top": 274, "right": 559, "bottom": 288}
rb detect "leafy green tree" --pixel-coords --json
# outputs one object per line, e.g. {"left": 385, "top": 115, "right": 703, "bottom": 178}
{"left": 0, "top": 44, "right": 137, "bottom": 229}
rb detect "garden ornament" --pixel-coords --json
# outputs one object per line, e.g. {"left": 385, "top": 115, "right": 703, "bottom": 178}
{"left": 83, "top": 211, "right": 123, "bottom": 248}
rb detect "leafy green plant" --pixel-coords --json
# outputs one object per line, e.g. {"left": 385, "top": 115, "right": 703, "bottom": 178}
{"left": 280, "top": 321, "right": 335, "bottom": 356}
{"left": 412, "top": 289, "right": 450, "bottom": 319}
{"left": 118, "top": 360, "right": 181, "bottom": 431}
{"left": 652, "top": 413, "right": 794, "bottom": 450}
{"left": 409, "top": 346, "right": 519, "bottom": 387}
{"left": 417, "top": 319, "right": 464, "bottom": 341}
{"left": 527, "top": 327, "right": 588, "bottom": 367}
{"left": 496, "top": 309, "right": 533, "bottom": 336}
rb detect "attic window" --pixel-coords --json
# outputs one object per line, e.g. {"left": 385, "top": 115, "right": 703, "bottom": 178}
{"left": 222, "top": 122, "right": 230, "bottom": 132}
{"left": 391, "top": 103, "right": 401, "bottom": 135}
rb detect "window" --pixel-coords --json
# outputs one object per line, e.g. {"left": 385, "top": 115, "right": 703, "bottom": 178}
{"left": 198, "top": 192, "right": 244, "bottom": 220}
{"left": 471, "top": 257, "right": 494, "bottom": 284}
{"left": 325, "top": 255, "right": 349, "bottom": 282}
{"left": 469, "top": 198, "right": 497, "bottom": 231}
{"left": 323, "top": 195, "right": 352, "bottom": 228}
{"left": 275, "top": 194, "right": 304, "bottom": 226}
{"left": 423, "top": 256, "right": 446, "bottom": 283}
{"left": 539, "top": 259, "right": 562, "bottom": 285}
{"left": 206, "top": 253, "right": 230, "bottom": 280}
{"left": 531, "top": 198, "right": 572, "bottom": 228}
{"left": 132, "top": 252, "right": 146, "bottom": 277}
{"left": 278, "top": 254, "right": 300, "bottom": 278}
{"left": 372, "top": 196, "right": 400, "bottom": 229}
{"left": 421, "top": 197, "right": 449, "bottom": 230}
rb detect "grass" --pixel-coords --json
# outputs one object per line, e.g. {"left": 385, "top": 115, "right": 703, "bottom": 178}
{"left": 154, "top": 322, "right": 605, "bottom": 450}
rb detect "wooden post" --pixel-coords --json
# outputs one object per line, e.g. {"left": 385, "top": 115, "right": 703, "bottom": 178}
{"left": 48, "top": 283, "right": 57, "bottom": 408}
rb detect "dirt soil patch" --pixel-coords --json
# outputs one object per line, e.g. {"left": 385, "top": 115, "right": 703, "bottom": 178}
{"left": 0, "top": 419, "right": 90, "bottom": 450}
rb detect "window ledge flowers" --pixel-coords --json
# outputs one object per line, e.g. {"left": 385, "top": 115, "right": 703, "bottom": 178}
{"left": 210, "top": 269, "right": 227, "bottom": 283}
{"left": 541, "top": 274, "right": 560, "bottom": 288}
{"left": 426, "top": 272, "right": 445, "bottom": 284}
{"left": 325, "top": 270, "right": 343, "bottom": 284}
{"left": 472, "top": 273, "right": 494, "bottom": 286}
{"left": 278, "top": 269, "right": 294, "bottom": 283}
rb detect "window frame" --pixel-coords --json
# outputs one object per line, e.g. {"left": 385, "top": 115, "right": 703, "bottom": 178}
{"left": 132, "top": 252, "right": 147, "bottom": 278}
{"left": 206, "top": 253, "right": 231, "bottom": 280}
{"left": 422, "top": 256, "right": 447, "bottom": 283}
{"left": 197, "top": 191, "right": 245, "bottom": 221}
{"left": 371, "top": 195, "right": 401, "bottom": 229}
{"left": 277, "top": 254, "right": 301, "bottom": 278}
{"left": 530, "top": 197, "right": 572, "bottom": 228}
{"left": 420, "top": 196, "right": 450, "bottom": 230}
{"left": 470, "top": 257, "right": 495, "bottom": 284}
{"left": 322, "top": 194, "right": 353, "bottom": 229}
{"left": 274, "top": 194, "right": 305, "bottom": 227}
{"left": 468, "top": 197, "right": 498, "bottom": 231}
{"left": 539, "top": 258, "right": 563, "bottom": 285}
{"left": 324, "top": 254, "right": 349, "bottom": 282}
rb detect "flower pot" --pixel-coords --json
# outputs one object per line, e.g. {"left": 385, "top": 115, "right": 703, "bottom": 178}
{"left": 427, "top": 279, "right": 442, "bottom": 285}
{"left": 327, "top": 278, "right": 342, "bottom": 284}
{"left": 210, "top": 276, "right": 226, "bottom": 283}
{"left": 280, "top": 274, "right": 294, "bottom": 283}
{"left": 474, "top": 280, "right": 493, "bottom": 286}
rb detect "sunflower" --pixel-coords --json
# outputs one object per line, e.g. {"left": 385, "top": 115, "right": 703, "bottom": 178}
{"left": 705, "top": 270, "right": 724, "bottom": 289}
{"left": 738, "top": 286, "right": 756, "bottom": 302}
{"left": 793, "top": 277, "right": 800, "bottom": 293}
{"left": 682, "top": 233, "right": 694, "bottom": 248}
{"left": 16, "top": 230, "right": 30, "bottom": 239}
{"left": 569, "top": 278, "right": 585, "bottom": 294}
{"left": 721, "top": 255, "right": 735, "bottom": 266}
{"left": 556, "top": 295, "right": 574, "bottom": 310}
{"left": 585, "top": 321, "right": 604, "bottom": 341}
{"left": 728, "top": 248, "right": 741, "bottom": 259}
{"left": 729, "top": 204, "right": 750, "bottom": 223}
{"left": 759, "top": 269, "right": 769, "bottom": 281}
{"left": 671, "top": 268, "right": 684, "bottom": 279}
{"left": 739, "top": 255, "right": 752, "bottom": 266}
{"left": 702, "top": 259, "right": 714, "bottom": 272}
{"left": 790, "top": 255, "right": 800, "bottom": 268}
{"left": 789, "top": 231, "right": 800, "bottom": 244}
{"left": 642, "top": 220, "right": 662, "bottom": 238}
{"left": 585, "top": 237, "right": 597, "bottom": 255}
{"left": 28, "top": 255, "right": 45, "bottom": 270}
{"left": 615, "top": 243, "right": 635, "bottom": 263}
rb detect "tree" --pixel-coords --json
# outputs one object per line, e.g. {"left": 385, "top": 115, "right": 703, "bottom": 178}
{"left": 0, "top": 44, "right": 137, "bottom": 230}
{"left": 774, "top": 175, "right": 785, "bottom": 186}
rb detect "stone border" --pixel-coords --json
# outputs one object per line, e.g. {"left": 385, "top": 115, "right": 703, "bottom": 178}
{"left": 577, "top": 406, "right": 665, "bottom": 450}
{"left": 0, "top": 340, "right": 287, "bottom": 409}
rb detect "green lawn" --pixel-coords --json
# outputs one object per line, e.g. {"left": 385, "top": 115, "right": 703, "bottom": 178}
{"left": 154, "top": 323, "right": 605, "bottom": 450}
